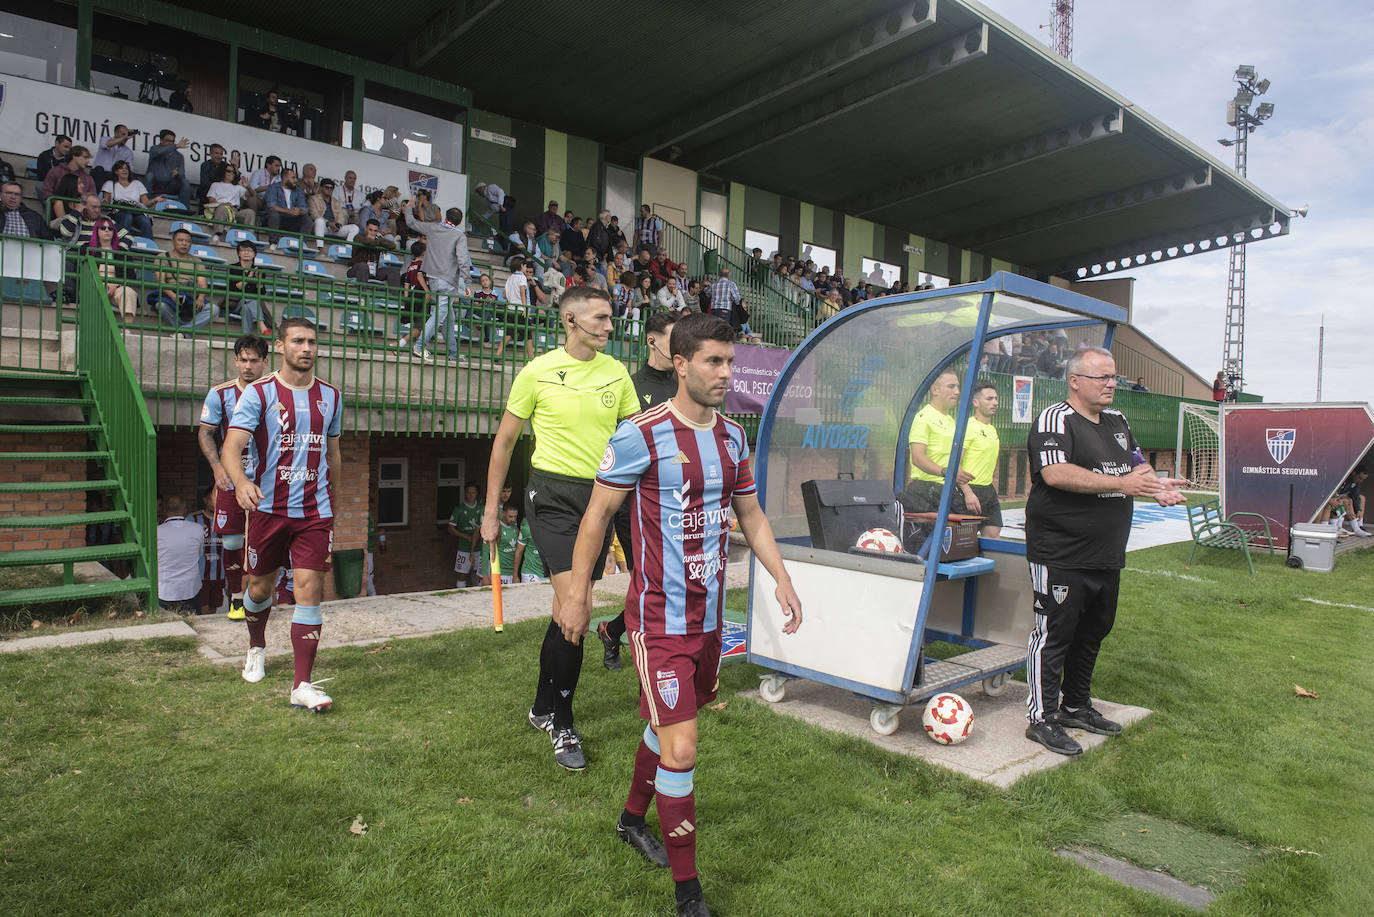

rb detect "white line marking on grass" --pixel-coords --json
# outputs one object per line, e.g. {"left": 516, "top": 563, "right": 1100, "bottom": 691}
{"left": 1125, "top": 568, "right": 1205, "bottom": 583}
{"left": 1300, "top": 598, "right": 1374, "bottom": 613}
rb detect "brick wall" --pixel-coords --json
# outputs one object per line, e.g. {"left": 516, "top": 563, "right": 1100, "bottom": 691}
{"left": 0, "top": 432, "right": 90, "bottom": 552}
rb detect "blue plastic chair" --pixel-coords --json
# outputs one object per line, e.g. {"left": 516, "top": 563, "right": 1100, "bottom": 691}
{"left": 170, "top": 220, "right": 212, "bottom": 242}
{"left": 378, "top": 251, "right": 404, "bottom": 269}
{"left": 225, "top": 229, "right": 266, "bottom": 250}
{"left": 190, "top": 244, "right": 226, "bottom": 264}
{"left": 279, "top": 236, "right": 316, "bottom": 258}
{"left": 24, "top": 160, "right": 39, "bottom": 179}
{"left": 129, "top": 236, "right": 164, "bottom": 255}
{"left": 155, "top": 200, "right": 190, "bottom": 213}
{"left": 253, "top": 254, "right": 285, "bottom": 272}
{"left": 327, "top": 243, "right": 353, "bottom": 263}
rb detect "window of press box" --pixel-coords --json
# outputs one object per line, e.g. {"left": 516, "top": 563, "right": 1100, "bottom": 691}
{"left": 237, "top": 49, "right": 351, "bottom": 145}
{"left": 342, "top": 84, "right": 464, "bottom": 169}
{"left": 435, "top": 459, "right": 466, "bottom": 524}
{"left": 377, "top": 458, "right": 409, "bottom": 527}
{"left": 89, "top": 13, "right": 230, "bottom": 118}
{"left": 0, "top": 8, "right": 77, "bottom": 87}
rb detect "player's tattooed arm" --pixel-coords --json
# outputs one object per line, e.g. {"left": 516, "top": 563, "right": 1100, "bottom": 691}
{"left": 221, "top": 428, "right": 261, "bottom": 510}
{"left": 198, "top": 423, "right": 233, "bottom": 491}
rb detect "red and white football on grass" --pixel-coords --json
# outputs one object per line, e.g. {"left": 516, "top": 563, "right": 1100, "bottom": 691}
{"left": 856, "top": 527, "right": 903, "bottom": 553}
{"left": 922, "top": 692, "right": 974, "bottom": 745}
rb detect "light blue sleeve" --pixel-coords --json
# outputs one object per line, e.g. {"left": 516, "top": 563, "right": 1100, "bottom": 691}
{"left": 200, "top": 388, "right": 222, "bottom": 427}
{"left": 327, "top": 390, "right": 343, "bottom": 437}
{"left": 228, "top": 384, "right": 262, "bottom": 432}
{"left": 596, "top": 420, "right": 652, "bottom": 489}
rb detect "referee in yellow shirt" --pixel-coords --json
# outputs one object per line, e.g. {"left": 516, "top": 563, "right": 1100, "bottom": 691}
{"left": 483, "top": 286, "right": 640, "bottom": 771}
{"left": 902, "top": 370, "right": 972, "bottom": 512}
{"left": 958, "top": 382, "right": 1002, "bottom": 537}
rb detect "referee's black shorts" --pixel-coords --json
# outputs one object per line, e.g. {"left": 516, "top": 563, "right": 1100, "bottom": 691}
{"left": 967, "top": 483, "right": 1002, "bottom": 527}
{"left": 525, "top": 469, "right": 614, "bottom": 579}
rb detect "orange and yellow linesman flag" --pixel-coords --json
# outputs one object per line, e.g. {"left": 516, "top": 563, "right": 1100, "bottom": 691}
{"left": 490, "top": 549, "right": 504, "bottom": 633}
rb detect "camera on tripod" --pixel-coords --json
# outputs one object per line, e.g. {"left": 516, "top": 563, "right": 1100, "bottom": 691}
{"left": 137, "top": 53, "right": 174, "bottom": 106}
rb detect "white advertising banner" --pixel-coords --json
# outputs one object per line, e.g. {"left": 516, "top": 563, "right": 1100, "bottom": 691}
{"left": 0, "top": 73, "right": 467, "bottom": 206}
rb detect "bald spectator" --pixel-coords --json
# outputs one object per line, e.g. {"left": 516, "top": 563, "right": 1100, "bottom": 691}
{"left": 1, "top": 181, "right": 48, "bottom": 239}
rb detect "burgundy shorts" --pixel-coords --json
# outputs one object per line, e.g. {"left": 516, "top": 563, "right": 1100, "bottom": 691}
{"left": 244, "top": 510, "right": 334, "bottom": 575}
{"left": 212, "top": 485, "right": 246, "bottom": 536}
{"left": 629, "top": 629, "right": 724, "bottom": 728}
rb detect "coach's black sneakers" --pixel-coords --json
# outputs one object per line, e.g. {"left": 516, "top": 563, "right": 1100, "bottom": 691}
{"left": 616, "top": 815, "right": 670, "bottom": 867}
{"left": 1057, "top": 705, "right": 1123, "bottom": 736}
{"left": 528, "top": 708, "right": 555, "bottom": 734}
{"left": 598, "top": 620, "right": 623, "bottom": 671}
{"left": 1025, "top": 719, "right": 1083, "bottom": 756}
{"left": 551, "top": 726, "right": 587, "bottom": 771}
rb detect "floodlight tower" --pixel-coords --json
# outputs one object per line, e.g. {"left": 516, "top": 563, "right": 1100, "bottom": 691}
{"left": 1049, "top": 0, "right": 1074, "bottom": 60}
{"left": 1216, "top": 65, "right": 1273, "bottom": 395}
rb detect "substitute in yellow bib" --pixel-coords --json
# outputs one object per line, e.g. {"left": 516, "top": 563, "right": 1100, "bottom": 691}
{"left": 958, "top": 382, "right": 1002, "bottom": 537}
{"left": 902, "top": 370, "right": 972, "bottom": 513}
{"left": 483, "top": 286, "right": 638, "bottom": 772}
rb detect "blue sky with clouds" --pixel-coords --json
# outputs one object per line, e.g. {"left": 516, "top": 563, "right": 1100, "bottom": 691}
{"left": 988, "top": 0, "right": 1370, "bottom": 404}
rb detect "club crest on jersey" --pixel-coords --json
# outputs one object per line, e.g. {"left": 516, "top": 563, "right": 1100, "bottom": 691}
{"left": 725, "top": 439, "right": 739, "bottom": 462}
{"left": 657, "top": 676, "right": 680, "bottom": 710}
{"left": 247, "top": 548, "right": 258, "bottom": 570}
{"left": 216, "top": 512, "right": 227, "bottom": 528}
{"left": 600, "top": 390, "right": 616, "bottom": 408}
{"left": 598, "top": 444, "right": 616, "bottom": 474}
{"left": 1266, "top": 428, "right": 1296, "bottom": 464}
{"left": 316, "top": 399, "right": 328, "bottom": 414}
{"left": 1114, "top": 432, "right": 1128, "bottom": 450}
{"left": 1052, "top": 584, "right": 1069, "bottom": 604}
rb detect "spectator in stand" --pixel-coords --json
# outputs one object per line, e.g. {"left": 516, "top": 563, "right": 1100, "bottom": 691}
{"left": 151, "top": 228, "right": 215, "bottom": 333}
{"left": 251, "top": 91, "right": 288, "bottom": 132}
{"left": 589, "top": 209, "right": 614, "bottom": 260}
{"left": 1036, "top": 342, "right": 1065, "bottom": 379}
{"left": 36, "top": 134, "right": 72, "bottom": 182}
{"left": 58, "top": 193, "right": 129, "bottom": 247}
{"left": 405, "top": 199, "right": 473, "bottom": 364}
{"left": 347, "top": 219, "right": 400, "bottom": 286}
{"left": 474, "top": 181, "right": 505, "bottom": 222}
{"left": 100, "top": 161, "right": 156, "bottom": 238}
{"left": 682, "top": 278, "right": 703, "bottom": 315}
{"left": 398, "top": 187, "right": 440, "bottom": 248}
{"left": 610, "top": 271, "right": 632, "bottom": 319}
{"left": 578, "top": 251, "right": 609, "bottom": 291}
{"left": 395, "top": 240, "right": 429, "bottom": 349}
{"left": 228, "top": 240, "right": 272, "bottom": 334}
{"left": 157, "top": 495, "right": 205, "bottom": 614}
{"left": 655, "top": 275, "right": 687, "bottom": 313}
{"left": 707, "top": 267, "right": 743, "bottom": 328}
{"left": 198, "top": 143, "right": 226, "bottom": 193}
{"left": 1131, "top": 377, "right": 1148, "bottom": 392}
{"left": 536, "top": 227, "right": 561, "bottom": 268}
{"left": 263, "top": 167, "right": 310, "bottom": 247}
{"left": 91, "top": 124, "right": 136, "bottom": 189}
{"left": 81, "top": 217, "right": 142, "bottom": 319}
{"left": 145, "top": 130, "right": 192, "bottom": 209}
{"left": 310, "top": 177, "right": 358, "bottom": 241}
{"left": 204, "top": 163, "right": 254, "bottom": 228}
{"left": 39, "top": 145, "right": 95, "bottom": 204}
{"left": 508, "top": 220, "right": 542, "bottom": 275}
{"left": 629, "top": 246, "right": 654, "bottom": 281}
{"left": 1212, "top": 371, "right": 1227, "bottom": 403}
{"left": 334, "top": 171, "right": 363, "bottom": 219}
{"left": 497, "top": 257, "right": 541, "bottom": 361}
{"left": 607, "top": 215, "right": 628, "bottom": 254}
{"left": 560, "top": 216, "right": 589, "bottom": 259}
{"left": 634, "top": 204, "right": 662, "bottom": 256}
{"left": 357, "top": 190, "right": 393, "bottom": 240}
{"left": 243, "top": 155, "right": 282, "bottom": 222}
{"left": 536, "top": 199, "right": 563, "bottom": 236}
{"left": 1, "top": 181, "right": 48, "bottom": 239}
{"left": 299, "top": 163, "right": 320, "bottom": 199}
{"left": 649, "top": 250, "right": 681, "bottom": 288}
{"left": 606, "top": 250, "right": 629, "bottom": 288}
{"left": 169, "top": 81, "right": 195, "bottom": 114}
{"left": 819, "top": 287, "right": 842, "bottom": 321}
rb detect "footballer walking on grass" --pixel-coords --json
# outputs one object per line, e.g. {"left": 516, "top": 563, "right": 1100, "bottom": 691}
{"left": 1024, "top": 346, "right": 1186, "bottom": 755}
{"left": 563, "top": 313, "right": 803, "bottom": 917}
{"left": 222, "top": 318, "right": 344, "bottom": 713}
{"left": 198, "top": 334, "right": 268, "bottom": 621}
{"left": 482, "top": 286, "right": 640, "bottom": 771}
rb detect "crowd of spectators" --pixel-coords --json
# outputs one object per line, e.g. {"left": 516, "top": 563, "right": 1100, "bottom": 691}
{"left": 977, "top": 329, "right": 1071, "bottom": 379}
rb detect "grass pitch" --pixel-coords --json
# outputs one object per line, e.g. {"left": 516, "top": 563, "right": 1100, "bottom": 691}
{"left": 0, "top": 543, "right": 1370, "bottom": 916}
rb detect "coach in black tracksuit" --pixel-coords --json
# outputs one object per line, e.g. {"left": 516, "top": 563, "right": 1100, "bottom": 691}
{"left": 1024, "top": 346, "right": 1186, "bottom": 757}
{"left": 597, "top": 309, "right": 680, "bottom": 671}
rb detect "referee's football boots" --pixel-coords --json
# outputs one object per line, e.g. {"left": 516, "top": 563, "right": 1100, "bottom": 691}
{"left": 1025, "top": 717, "right": 1082, "bottom": 756}
{"left": 597, "top": 620, "right": 623, "bottom": 671}
{"left": 551, "top": 726, "right": 587, "bottom": 771}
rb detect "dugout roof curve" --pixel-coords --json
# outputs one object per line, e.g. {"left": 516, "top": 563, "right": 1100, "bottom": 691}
{"left": 169, "top": 0, "right": 1292, "bottom": 280}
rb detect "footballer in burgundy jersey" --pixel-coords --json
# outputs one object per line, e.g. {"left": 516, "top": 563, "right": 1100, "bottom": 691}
{"left": 229, "top": 373, "right": 343, "bottom": 519}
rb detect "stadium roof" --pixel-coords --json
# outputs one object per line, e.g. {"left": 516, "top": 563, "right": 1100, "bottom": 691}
{"left": 165, "top": 0, "right": 1293, "bottom": 279}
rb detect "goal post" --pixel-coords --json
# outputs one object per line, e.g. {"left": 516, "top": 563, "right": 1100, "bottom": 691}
{"left": 1175, "top": 402, "right": 1221, "bottom": 492}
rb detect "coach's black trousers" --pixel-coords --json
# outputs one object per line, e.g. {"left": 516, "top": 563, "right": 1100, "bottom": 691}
{"left": 1024, "top": 564, "right": 1121, "bottom": 723}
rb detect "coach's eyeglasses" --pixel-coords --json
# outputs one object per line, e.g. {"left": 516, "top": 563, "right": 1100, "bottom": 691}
{"left": 1071, "top": 373, "right": 1117, "bottom": 384}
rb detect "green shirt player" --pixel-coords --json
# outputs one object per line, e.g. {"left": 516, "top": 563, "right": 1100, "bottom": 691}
{"left": 448, "top": 482, "right": 483, "bottom": 587}
{"left": 483, "top": 285, "right": 639, "bottom": 771}
{"left": 515, "top": 516, "right": 546, "bottom": 582}
{"left": 958, "top": 382, "right": 1002, "bottom": 537}
{"left": 480, "top": 505, "right": 520, "bottom": 585}
{"left": 902, "top": 370, "right": 974, "bottom": 514}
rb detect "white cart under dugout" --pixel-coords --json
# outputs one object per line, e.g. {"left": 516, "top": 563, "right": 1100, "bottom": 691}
{"left": 745, "top": 272, "right": 1126, "bottom": 735}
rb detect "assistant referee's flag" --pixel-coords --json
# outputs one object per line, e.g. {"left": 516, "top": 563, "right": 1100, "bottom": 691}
{"left": 490, "top": 549, "right": 504, "bottom": 633}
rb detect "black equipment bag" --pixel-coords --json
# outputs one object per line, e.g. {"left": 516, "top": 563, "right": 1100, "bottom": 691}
{"left": 801, "top": 474, "right": 900, "bottom": 551}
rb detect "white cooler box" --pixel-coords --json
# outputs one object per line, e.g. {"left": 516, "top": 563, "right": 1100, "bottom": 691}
{"left": 1289, "top": 523, "right": 1338, "bottom": 572}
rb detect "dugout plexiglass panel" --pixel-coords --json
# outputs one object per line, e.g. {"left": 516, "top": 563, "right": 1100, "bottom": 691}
{"left": 752, "top": 273, "right": 1120, "bottom": 542}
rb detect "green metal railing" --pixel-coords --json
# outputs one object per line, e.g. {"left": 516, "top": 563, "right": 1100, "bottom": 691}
{"left": 689, "top": 224, "right": 820, "bottom": 347}
{"left": 76, "top": 259, "right": 158, "bottom": 610}
{"left": 0, "top": 234, "right": 72, "bottom": 374}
